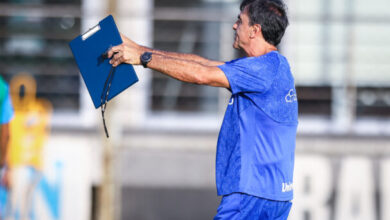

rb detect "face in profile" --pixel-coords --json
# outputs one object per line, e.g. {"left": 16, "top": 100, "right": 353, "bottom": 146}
{"left": 232, "top": 6, "right": 252, "bottom": 50}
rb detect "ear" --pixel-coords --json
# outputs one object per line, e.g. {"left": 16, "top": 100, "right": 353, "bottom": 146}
{"left": 249, "top": 24, "right": 262, "bottom": 39}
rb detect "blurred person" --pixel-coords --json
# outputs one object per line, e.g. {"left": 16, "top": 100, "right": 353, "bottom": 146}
{"left": 0, "top": 75, "right": 14, "bottom": 219}
{"left": 108, "top": 0, "right": 297, "bottom": 219}
{"left": 7, "top": 75, "right": 52, "bottom": 220}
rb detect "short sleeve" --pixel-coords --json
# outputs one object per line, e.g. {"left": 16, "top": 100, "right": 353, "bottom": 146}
{"left": 218, "top": 52, "right": 280, "bottom": 95}
{"left": 0, "top": 92, "right": 14, "bottom": 124}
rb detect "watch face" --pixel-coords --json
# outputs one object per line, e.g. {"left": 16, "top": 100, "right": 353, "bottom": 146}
{"left": 142, "top": 52, "right": 152, "bottom": 62}
{"left": 141, "top": 52, "right": 152, "bottom": 67}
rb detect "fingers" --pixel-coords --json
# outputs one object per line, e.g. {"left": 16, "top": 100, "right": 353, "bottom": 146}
{"left": 110, "top": 51, "right": 123, "bottom": 67}
{"left": 107, "top": 44, "right": 124, "bottom": 67}
{"left": 107, "top": 42, "right": 142, "bottom": 66}
{"left": 107, "top": 44, "right": 123, "bottom": 59}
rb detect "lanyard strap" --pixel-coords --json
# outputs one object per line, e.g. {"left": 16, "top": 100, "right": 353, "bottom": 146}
{"left": 100, "top": 66, "right": 116, "bottom": 138}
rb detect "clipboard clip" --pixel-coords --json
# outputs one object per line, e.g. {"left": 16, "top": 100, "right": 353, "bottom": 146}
{"left": 82, "top": 24, "right": 101, "bottom": 41}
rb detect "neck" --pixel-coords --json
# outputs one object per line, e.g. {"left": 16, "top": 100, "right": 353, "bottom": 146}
{"left": 244, "top": 40, "right": 277, "bottom": 57}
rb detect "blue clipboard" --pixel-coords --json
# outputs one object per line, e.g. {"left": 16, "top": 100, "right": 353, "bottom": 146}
{"left": 69, "top": 15, "right": 138, "bottom": 109}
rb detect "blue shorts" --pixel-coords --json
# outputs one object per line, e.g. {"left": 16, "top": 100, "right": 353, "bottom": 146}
{"left": 214, "top": 193, "right": 292, "bottom": 220}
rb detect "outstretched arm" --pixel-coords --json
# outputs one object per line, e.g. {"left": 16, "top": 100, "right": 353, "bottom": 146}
{"left": 120, "top": 34, "right": 225, "bottom": 67}
{"left": 108, "top": 35, "right": 230, "bottom": 88}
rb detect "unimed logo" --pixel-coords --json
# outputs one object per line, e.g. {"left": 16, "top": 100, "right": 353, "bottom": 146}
{"left": 285, "top": 89, "right": 297, "bottom": 103}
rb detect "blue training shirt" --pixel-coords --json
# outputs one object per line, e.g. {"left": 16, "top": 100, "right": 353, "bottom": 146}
{"left": 216, "top": 51, "right": 298, "bottom": 201}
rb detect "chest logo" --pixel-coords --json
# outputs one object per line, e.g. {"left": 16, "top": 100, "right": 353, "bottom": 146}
{"left": 285, "top": 89, "right": 297, "bottom": 103}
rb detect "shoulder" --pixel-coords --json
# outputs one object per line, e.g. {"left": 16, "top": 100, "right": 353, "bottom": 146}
{"left": 228, "top": 52, "right": 281, "bottom": 67}
{"left": 225, "top": 51, "right": 277, "bottom": 62}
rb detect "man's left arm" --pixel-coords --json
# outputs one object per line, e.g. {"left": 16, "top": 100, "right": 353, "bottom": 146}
{"left": 108, "top": 43, "right": 230, "bottom": 88}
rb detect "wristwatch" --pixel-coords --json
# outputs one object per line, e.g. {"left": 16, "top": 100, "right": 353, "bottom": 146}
{"left": 140, "top": 52, "right": 152, "bottom": 68}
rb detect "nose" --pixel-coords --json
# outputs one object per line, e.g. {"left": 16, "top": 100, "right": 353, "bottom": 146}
{"left": 233, "top": 22, "right": 237, "bottom": 30}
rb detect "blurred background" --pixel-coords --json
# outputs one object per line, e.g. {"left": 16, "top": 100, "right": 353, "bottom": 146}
{"left": 0, "top": 0, "right": 390, "bottom": 219}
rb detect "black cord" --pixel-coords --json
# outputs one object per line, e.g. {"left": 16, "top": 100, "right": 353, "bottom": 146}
{"left": 100, "top": 66, "right": 116, "bottom": 138}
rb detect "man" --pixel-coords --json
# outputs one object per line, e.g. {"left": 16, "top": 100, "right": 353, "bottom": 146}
{"left": 108, "top": 0, "right": 298, "bottom": 219}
